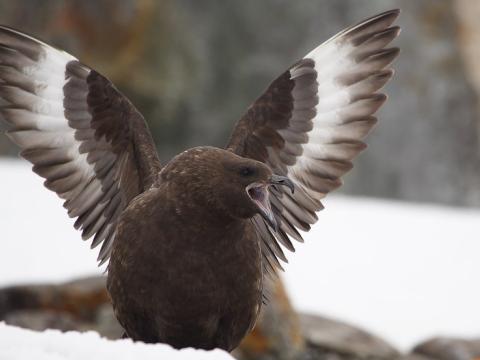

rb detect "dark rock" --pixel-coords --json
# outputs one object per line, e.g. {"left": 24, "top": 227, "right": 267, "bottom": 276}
{"left": 0, "top": 277, "right": 123, "bottom": 339}
{"left": 0, "top": 276, "right": 109, "bottom": 321}
{"left": 5, "top": 309, "right": 81, "bottom": 332}
{"left": 299, "top": 314, "right": 400, "bottom": 360}
{"left": 396, "top": 355, "right": 435, "bottom": 360}
{"left": 413, "top": 337, "right": 480, "bottom": 360}
{"left": 4, "top": 306, "right": 123, "bottom": 340}
{"left": 0, "top": 276, "right": 122, "bottom": 338}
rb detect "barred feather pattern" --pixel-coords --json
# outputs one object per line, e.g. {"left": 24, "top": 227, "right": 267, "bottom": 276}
{"left": 227, "top": 9, "right": 401, "bottom": 277}
{"left": 0, "top": 26, "right": 161, "bottom": 265}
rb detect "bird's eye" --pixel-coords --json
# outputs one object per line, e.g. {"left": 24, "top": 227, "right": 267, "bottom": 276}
{"left": 240, "top": 166, "right": 255, "bottom": 177}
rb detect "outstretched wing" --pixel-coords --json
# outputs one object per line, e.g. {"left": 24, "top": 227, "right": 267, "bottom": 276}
{"left": 226, "top": 10, "right": 400, "bottom": 275}
{"left": 0, "top": 26, "right": 162, "bottom": 265}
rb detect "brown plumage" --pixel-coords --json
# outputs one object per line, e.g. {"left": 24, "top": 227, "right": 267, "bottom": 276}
{"left": 0, "top": 9, "right": 400, "bottom": 351}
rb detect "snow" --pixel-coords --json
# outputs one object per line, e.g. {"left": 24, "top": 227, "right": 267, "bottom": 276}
{"left": 1, "top": 159, "right": 103, "bottom": 283}
{"left": 282, "top": 196, "right": 480, "bottom": 350}
{"left": 1, "top": 158, "right": 480, "bottom": 351}
{"left": 0, "top": 323, "right": 233, "bottom": 360}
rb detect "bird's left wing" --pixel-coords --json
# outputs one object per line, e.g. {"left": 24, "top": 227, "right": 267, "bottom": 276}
{"left": 0, "top": 26, "right": 162, "bottom": 265}
{"left": 226, "top": 10, "right": 400, "bottom": 276}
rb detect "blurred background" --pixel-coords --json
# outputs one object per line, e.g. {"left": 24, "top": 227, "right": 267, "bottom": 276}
{"left": 1, "top": 1, "right": 480, "bottom": 359}
{"left": 0, "top": 0, "right": 479, "bottom": 205}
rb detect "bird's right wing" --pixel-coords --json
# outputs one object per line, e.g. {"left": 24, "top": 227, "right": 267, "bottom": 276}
{"left": 226, "top": 10, "right": 400, "bottom": 276}
{"left": 0, "top": 26, "right": 162, "bottom": 265}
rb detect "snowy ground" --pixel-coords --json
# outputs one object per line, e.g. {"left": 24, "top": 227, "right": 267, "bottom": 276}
{"left": 1, "top": 158, "right": 480, "bottom": 351}
{"left": 0, "top": 323, "right": 232, "bottom": 360}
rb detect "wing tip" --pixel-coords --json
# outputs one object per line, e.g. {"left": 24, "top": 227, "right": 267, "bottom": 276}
{"left": 338, "top": 8, "right": 401, "bottom": 43}
{"left": 366, "top": 8, "right": 401, "bottom": 24}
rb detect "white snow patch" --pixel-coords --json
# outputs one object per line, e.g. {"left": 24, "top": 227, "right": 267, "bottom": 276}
{"left": 1, "top": 158, "right": 480, "bottom": 351}
{"left": 282, "top": 194, "right": 480, "bottom": 350}
{"left": 0, "top": 158, "right": 103, "bottom": 285}
{"left": 0, "top": 323, "right": 233, "bottom": 360}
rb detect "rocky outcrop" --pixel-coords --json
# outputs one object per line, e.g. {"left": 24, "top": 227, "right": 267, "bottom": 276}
{"left": 0, "top": 277, "right": 122, "bottom": 339}
{"left": 1, "top": 276, "right": 479, "bottom": 360}
{"left": 299, "top": 314, "right": 399, "bottom": 359}
{"left": 0, "top": 277, "right": 109, "bottom": 321}
{"left": 413, "top": 337, "right": 480, "bottom": 360}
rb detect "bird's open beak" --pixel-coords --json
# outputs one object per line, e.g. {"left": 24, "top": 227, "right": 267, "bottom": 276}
{"left": 269, "top": 174, "right": 295, "bottom": 194}
{"left": 246, "top": 175, "right": 294, "bottom": 231}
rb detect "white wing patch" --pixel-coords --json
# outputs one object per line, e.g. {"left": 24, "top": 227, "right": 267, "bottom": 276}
{"left": 286, "top": 17, "right": 399, "bottom": 202}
